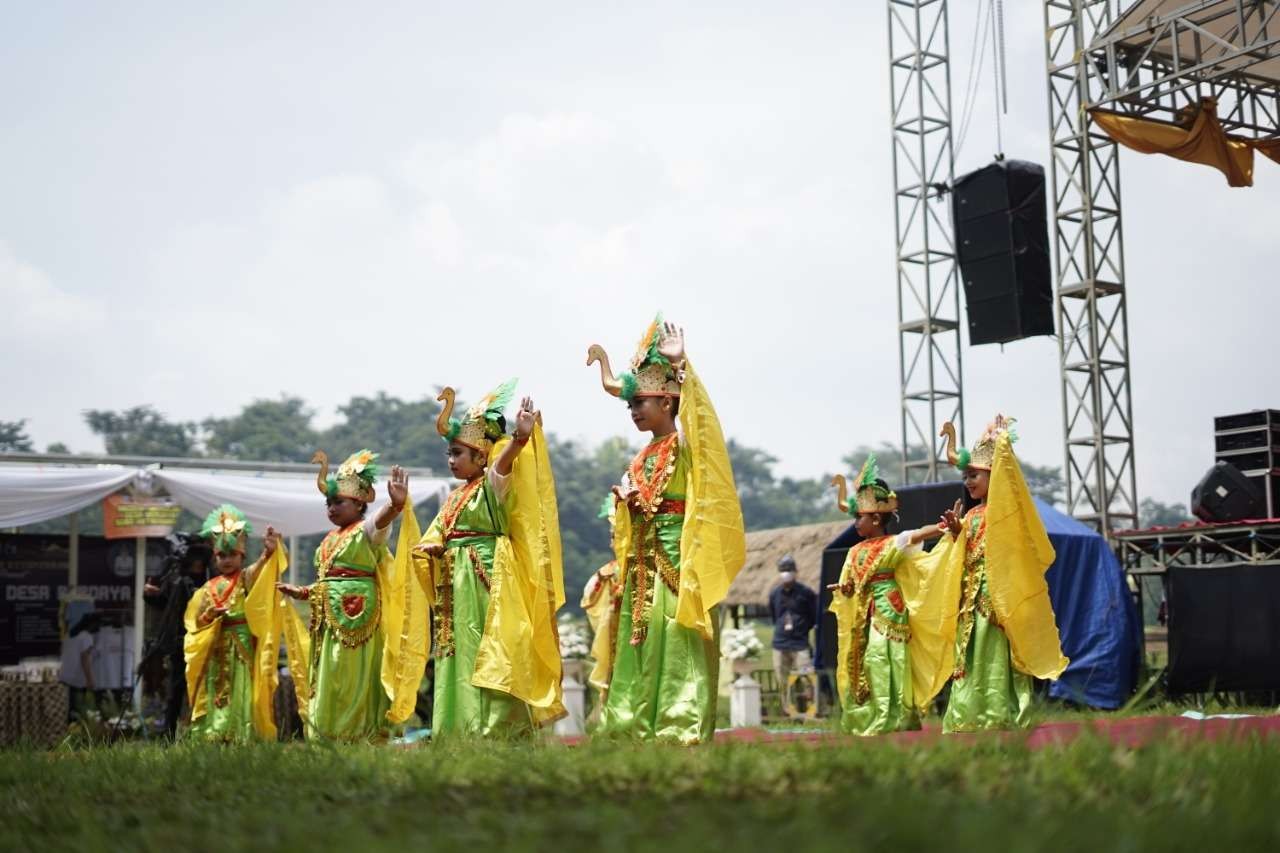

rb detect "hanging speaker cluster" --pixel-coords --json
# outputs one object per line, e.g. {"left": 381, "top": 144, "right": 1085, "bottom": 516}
{"left": 951, "top": 160, "right": 1054, "bottom": 346}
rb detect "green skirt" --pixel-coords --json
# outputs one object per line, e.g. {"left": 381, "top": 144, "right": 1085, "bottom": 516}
{"left": 598, "top": 574, "right": 719, "bottom": 745}
{"left": 942, "top": 610, "right": 1033, "bottom": 733}
{"left": 306, "top": 628, "right": 391, "bottom": 742}
{"left": 432, "top": 538, "right": 533, "bottom": 739}
{"left": 837, "top": 623, "right": 920, "bottom": 737}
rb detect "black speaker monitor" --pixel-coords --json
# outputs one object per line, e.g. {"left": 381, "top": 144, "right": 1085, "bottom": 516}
{"left": 952, "top": 160, "right": 1054, "bottom": 346}
{"left": 1166, "top": 564, "right": 1280, "bottom": 692}
{"left": 1190, "top": 461, "right": 1265, "bottom": 523}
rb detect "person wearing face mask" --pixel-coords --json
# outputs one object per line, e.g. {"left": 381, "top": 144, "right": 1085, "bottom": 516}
{"left": 769, "top": 554, "right": 817, "bottom": 696}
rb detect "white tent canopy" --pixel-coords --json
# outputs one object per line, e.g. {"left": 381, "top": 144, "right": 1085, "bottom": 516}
{"left": 0, "top": 463, "right": 451, "bottom": 535}
{"left": 0, "top": 467, "right": 138, "bottom": 529}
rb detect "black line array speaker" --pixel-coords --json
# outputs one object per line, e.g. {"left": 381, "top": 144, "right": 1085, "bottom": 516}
{"left": 952, "top": 159, "right": 1054, "bottom": 346}
{"left": 1166, "top": 564, "right": 1280, "bottom": 692}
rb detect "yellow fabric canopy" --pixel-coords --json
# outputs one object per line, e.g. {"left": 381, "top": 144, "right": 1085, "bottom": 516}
{"left": 1090, "top": 98, "right": 1278, "bottom": 187}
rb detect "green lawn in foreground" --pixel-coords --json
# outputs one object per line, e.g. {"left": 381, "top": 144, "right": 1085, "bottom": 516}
{"left": 4, "top": 731, "right": 1280, "bottom": 852}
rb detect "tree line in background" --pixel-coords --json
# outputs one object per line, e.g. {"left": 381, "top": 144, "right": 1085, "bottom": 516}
{"left": 0, "top": 398, "right": 1191, "bottom": 607}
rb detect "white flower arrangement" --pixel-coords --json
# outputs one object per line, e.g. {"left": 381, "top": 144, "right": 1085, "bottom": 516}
{"left": 721, "top": 627, "right": 764, "bottom": 661}
{"left": 558, "top": 618, "right": 592, "bottom": 660}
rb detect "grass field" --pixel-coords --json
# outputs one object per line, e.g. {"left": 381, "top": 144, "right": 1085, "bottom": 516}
{"left": 5, "top": 726, "right": 1280, "bottom": 852}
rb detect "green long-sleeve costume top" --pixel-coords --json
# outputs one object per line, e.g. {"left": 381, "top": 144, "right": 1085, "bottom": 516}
{"left": 598, "top": 433, "right": 720, "bottom": 745}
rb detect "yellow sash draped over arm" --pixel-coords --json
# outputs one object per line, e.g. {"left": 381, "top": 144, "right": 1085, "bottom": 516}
{"left": 278, "top": 594, "right": 311, "bottom": 724}
{"left": 675, "top": 360, "right": 746, "bottom": 640}
{"left": 986, "top": 435, "right": 1069, "bottom": 680}
{"left": 897, "top": 537, "right": 965, "bottom": 708}
{"left": 473, "top": 424, "right": 567, "bottom": 725}
{"left": 582, "top": 562, "right": 619, "bottom": 692}
{"left": 827, "top": 550, "right": 862, "bottom": 705}
{"left": 182, "top": 589, "right": 217, "bottom": 723}
{"left": 242, "top": 546, "right": 289, "bottom": 740}
{"left": 380, "top": 499, "right": 429, "bottom": 724}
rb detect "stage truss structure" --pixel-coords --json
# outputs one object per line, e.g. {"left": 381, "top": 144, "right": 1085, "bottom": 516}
{"left": 1090, "top": 0, "right": 1280, "bottom": 138}
{"left": 1044, "top": 0, "right": 1140, "bottom": 533}
{"left": 889, "top": 0, "right": 965, "bottom": 484}
{"left": 1044, "top": 0, "right": 1280, "bottom": 533}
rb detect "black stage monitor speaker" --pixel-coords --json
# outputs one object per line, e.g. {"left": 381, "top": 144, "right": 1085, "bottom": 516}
{"left": 952, "top": 160, "right": 1054, "bottom": 346}
{"left": 1166, "top": 564, "right": 1280, "bottom": 692}
{"left": 1190, "top": 461, "right": 1264, "bottom": 523}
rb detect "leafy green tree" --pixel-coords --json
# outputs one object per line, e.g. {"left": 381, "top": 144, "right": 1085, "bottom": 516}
{"left": 203, "top": 396, "right": 319, "bottom": 462}
{"left": 46, "top": 442, "right": 71, "bottom": 454}
{"left": 323, "top": 392, "right": 447, "bottom": 473}
{"left": 0, "top": 420, "right": 34, "bottom": 452}
{"left": 1139, "top": 497, "right": 1191, "bottom": 528}
{"left": 547, "top": 435, "right": 635, "bottom": 608}
{"left": 84, "top": 406, "right": 200, "bottom": 456}
{"left": 729, "top": 440, "right": 840, "bottom": 531}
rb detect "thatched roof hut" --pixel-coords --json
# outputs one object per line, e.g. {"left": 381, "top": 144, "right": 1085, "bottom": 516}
{"left": 725, "top": 520, "right": 849, "bottom": 610}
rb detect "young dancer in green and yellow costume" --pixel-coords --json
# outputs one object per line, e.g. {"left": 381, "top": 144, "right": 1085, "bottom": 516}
{"left": 183, "top": 504, "right": 287, "bottom": 742}
{"left": 411, "top": 380, "right": 565, "bottom": 738}
{"left": 586, "top": 317, "right": 745, "bottom": 744}
{"left": 910, "top": 417, "right": 1069, "bottom": 733}
{"left": 276, "top": 452, "right": 426, "bottom": 742}
{"left": 826, "top": 455, "right": 925, "bottom": 736}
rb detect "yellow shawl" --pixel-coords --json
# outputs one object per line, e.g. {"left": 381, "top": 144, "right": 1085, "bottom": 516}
{"left": 609, "top": 359, "right": 746, "bottom": 641}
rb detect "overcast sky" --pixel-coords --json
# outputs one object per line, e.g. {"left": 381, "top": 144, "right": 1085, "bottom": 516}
{"left": 2, "top": 1, "right": 1275, "bottom": 506}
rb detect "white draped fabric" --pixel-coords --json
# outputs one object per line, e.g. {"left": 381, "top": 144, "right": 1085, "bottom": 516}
{"left": 0, "top": 466, "right": 452, "bottom": 535}
{"left": 151, "top": 470, "right": 451, "bottom": 536}
{"left": 0, "top": 467, "right": 137, "bottom": 528}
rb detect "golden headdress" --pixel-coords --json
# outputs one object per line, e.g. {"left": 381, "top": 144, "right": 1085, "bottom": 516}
{"left": 200, "top": 504, "right": 252, "bottom": 554}
{"left": 586, "top": 314, "right": 683, "bottom": 400}
{"left": 312, "top": 449, "right": 379, "bottom": 504}
{"left": 941, "top": 415, "right": 1017, "bottom": 471}
{"left": 831, "top": 452, "right": 899, "bottom": 516}
{"left": 436, "top": 378, "right": 517, "bottom": 456}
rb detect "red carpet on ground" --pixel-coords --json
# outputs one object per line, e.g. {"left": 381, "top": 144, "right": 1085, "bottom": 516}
{"left": 619, "top": 714, "right": 1280, "bottom": 747}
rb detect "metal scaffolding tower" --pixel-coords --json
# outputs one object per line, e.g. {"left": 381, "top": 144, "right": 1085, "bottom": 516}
{"left": 889, "top": 0, "right": 964, "bottom": 484}
{"left": 1043, "top": 0, "right": 1139, "bottom": 532}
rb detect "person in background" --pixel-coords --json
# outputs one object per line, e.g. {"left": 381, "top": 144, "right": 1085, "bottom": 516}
{"left": 59, "top": 612, "right": 100, "bottom": 718}
{"left": 145, "top": 532, "right": 211, "bottom": 740}
{"left": 769, "top": 554, "right": 817, "bottom": 689}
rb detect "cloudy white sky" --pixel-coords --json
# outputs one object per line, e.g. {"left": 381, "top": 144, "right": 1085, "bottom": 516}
{"left": 2, "top": 1, "right": 1275, "bottom": 506}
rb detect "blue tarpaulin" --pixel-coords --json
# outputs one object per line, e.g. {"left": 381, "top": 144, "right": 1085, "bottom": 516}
{"left": 816, "top": 496, "right": 1139, "bottom": 709}
{"left": 1037, "top": 497, "right": 1141, "bottom": 709}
